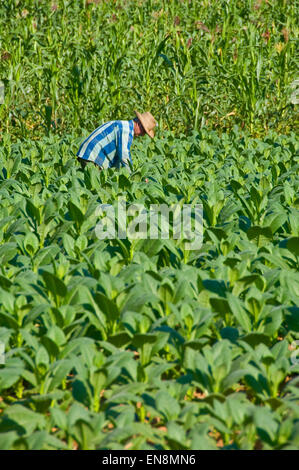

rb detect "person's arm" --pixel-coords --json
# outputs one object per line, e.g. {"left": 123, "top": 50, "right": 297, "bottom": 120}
{"left": 119, "top": 121, "right": 134, "bottom": 173}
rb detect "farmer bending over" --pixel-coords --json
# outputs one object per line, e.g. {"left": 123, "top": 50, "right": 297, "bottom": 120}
{"left": 76, "top": 111, "right": 157, "bottom": 173}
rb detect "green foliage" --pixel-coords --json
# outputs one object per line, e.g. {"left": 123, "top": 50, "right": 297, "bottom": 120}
{"left": 0, "top": 0, "right": 297, "bottom": 138}
{"left": 0, "top": 128, "right": 298, "bottom": 449}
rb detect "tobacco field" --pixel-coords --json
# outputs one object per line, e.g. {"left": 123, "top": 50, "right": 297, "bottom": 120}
{"left": 0, "top": 0, "right": 298, "bottom": 450}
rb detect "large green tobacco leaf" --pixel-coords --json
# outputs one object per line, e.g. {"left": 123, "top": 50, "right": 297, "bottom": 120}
{"left": 184, "top": 341, "right": 244, "bottom": 395}
{"left": 210, "top": 293, "right": 252, "bottom": 332}
{"left": 41, "top": 271, "right": 67, "bottom": 298}
{"left": 0, "top": 358, "right": 24, "bottom": 392}
{"left": 280, "top": 237, "right": 299, "bottom": 256}
{"left": 33, "top": 246, "right": 60, "bottom": 268}
{"left": 155, "top": 391, "right": 181, "bottom": 421}
{"left": 22, "top": 430, "right": 68, "bottom": 450}
{"left": 285, "top": 307, "right": 299, "bottom": 332}
{"left": 94, "top": 293, "right": 120, "bottom": 321}
{"left": 253, "top": 407, "right": 280, "bottom": 447}
{"left": 0, "top": 405, "right": 46, "bottom": 436}
{"left": 0, "top": 431, "right": 19, "bottom": 450}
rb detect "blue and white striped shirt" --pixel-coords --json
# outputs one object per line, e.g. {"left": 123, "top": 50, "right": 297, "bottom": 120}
{"left": 76, "top": 120, "right": 134, "bottom": 172}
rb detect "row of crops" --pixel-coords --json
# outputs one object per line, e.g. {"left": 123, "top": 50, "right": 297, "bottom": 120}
{"left": 0, "top": 128, "right": 298, "bottom": 449}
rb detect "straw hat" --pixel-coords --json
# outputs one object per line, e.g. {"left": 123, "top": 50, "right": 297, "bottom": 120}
{"left": 134, "top": 110, "right": 157, "bottom": 138}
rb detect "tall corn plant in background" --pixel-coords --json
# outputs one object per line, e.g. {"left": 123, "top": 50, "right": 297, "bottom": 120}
{"left": 0, "top": 0, "right": 297, "bottom": 138}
